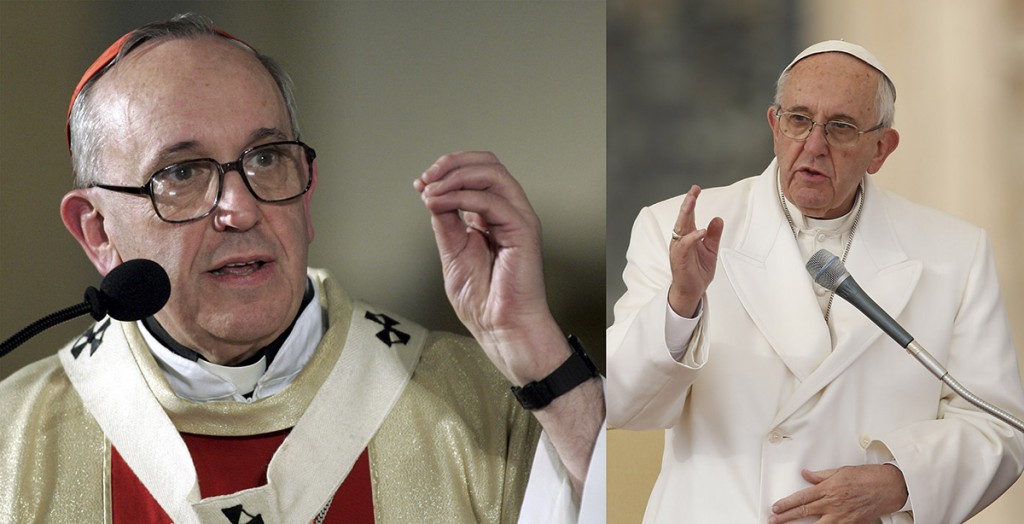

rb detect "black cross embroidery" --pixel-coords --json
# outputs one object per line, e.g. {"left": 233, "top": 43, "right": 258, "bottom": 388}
{"left": 71, "top": 318, "right": 111, "bottom": 359}
{"left": 222, "top": 504, "right": 264, "bottom": 524}
{"left": 364, "top": 311, "right": 411, "bottom": 347}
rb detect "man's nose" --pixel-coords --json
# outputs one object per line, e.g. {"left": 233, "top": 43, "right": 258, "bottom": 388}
{"left": 213, "top": 170, "right": 260, "bottom": 231}
{"left": 803, "top": 122, "right": 830, "bottom": 154}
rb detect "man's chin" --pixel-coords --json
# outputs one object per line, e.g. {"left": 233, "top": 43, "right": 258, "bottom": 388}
{"left": 175, "top": 306, "right": 293, "bottom": 353}
{"left": 791, "top": 199, "right": 827, "bottom": 216}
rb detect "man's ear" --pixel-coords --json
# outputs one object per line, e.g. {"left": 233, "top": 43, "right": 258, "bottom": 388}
{"left": 766, "top": 105, "right": 782, "bottom": 156}
{"left": 867, "top": 128, "right": 900, "bottom": 175}
{"left": 303, "top": 160, "right": 318, "bottom": 243}
{"left": 61, "top": 189, "right": 121, "bottom": 275}
{"left": 766, "top": 105, "right": 780, "bottom": 133}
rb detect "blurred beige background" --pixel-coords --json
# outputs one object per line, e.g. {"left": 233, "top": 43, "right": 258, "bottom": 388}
{"left": 608, "top": 1, "right": 1024, "bottom": 523}
{"left": 0, "top": 1, "right": 606, "bottom": 378}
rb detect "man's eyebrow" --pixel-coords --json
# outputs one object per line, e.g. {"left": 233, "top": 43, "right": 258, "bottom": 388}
{"left": 248, "top": 128, "right": 290, "bottom": 144}
{"left": 160, "top": 141, "right": 201, "bottom": 156}
{"left": 828, "top": 113, "right": 859, "bottom": 124}
{"left": 145, "top": 128, "right": 290, "bottom": 173}
{"left": 782, "top": 106, "right": 860, "bottom": 124}
{"left": 146, "top": 141, "right": 203, "bottom": 173}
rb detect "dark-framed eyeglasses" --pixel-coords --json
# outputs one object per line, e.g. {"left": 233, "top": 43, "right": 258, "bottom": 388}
{"left": 774, "top": 109, "right": 884, "bottom": 148}
{"left": 92, "top": 140, "right": 316, "bottom": 223}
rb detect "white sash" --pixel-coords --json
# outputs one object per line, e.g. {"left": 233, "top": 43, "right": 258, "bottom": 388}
{"left": 60, "top": 300, "right": 427, "bottom": 523}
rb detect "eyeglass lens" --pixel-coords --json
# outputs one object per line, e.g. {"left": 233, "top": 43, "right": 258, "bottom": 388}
{"left": 151, "top": 142, "right": 310, "bottom": 222}
{"left": 778, "top": 112, "right": 861, "bottom": 146}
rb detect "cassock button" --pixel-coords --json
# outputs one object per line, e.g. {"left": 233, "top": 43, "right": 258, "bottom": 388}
{"left": 767, "top": 430, "right": 784, "bottom": 444}
{"left": 860, "top": 435, "right": 872, "bottom": 449}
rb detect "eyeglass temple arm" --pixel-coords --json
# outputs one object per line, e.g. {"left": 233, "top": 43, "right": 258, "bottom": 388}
{"left": 92, "top": 183, "right": 149, "bottom": 195}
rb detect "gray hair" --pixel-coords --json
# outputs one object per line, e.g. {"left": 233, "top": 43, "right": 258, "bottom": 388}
{"left": 68, "top": 13, "right": 302, "bottom": 188}
{"left": 772, "top": 58, "right": 896, "bottom": 130}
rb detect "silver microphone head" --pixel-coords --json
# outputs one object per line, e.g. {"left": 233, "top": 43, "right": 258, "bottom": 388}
{"left": 805, "top": 249, "right": 849, "bottom": 291}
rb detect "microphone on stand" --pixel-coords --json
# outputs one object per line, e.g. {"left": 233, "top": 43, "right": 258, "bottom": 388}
{"left": 805, "top": 249, "right": 1024, "bottom": 434}
{"left": 0, "top": 259, "right": 170, "bottom": 358}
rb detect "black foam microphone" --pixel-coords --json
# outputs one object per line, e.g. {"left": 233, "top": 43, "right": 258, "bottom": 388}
{"left": 0, "top": 259, "right": 170, "bottom": 358}
{"left": 806, "top": 248, "right": 1024, "bottom": 433}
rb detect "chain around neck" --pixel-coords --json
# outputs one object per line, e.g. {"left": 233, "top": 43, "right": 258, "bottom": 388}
{"left": 777, "top": 173, "right": 865, "bottom": 323}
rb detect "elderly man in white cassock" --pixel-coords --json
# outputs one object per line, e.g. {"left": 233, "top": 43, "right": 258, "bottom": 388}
{"left": 0, "top": 13, "right": 605, "bottom": 524}
{"left": 608, "top": 40, "right": 1024, "bottom": 523}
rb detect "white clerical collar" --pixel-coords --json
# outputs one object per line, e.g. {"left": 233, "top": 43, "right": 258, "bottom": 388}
{"left": 141, "top": 278, "right": 326, "bottom": 403}
{"left": 195, "top": 356, "right": 267, "bottom": 395}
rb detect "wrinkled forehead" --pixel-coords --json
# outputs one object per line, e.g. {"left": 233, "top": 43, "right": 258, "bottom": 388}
{"left": 87, "top": 38, "right": 291, "bottom": 173}
{"left": 67, "top": 27, "right": 256, "bottom": 151}
{"left": 97, "top": 36, "right": 268, "bottom": 93}
{"left": 88, "top": 36, "right": 287, "bottom": 135}
{"left": 779, "top": 53, "right": 883, "bottom": 121}
{"left": 784, "top": 40, "right": 895, "bottom": 98}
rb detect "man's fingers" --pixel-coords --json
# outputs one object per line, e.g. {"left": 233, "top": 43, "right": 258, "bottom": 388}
{"left": 419, "top": 151, "right": 521, "bottom": 202}
{"left": 672, "top": 220, "right": 723, "bottom": 262}
{"left": 421, "top": 151, "right": 499, "bottom": 184}
{"left": 417, "top": 154, "right": 536, "bottom": 223}
{"left": 803, "top": 468, "right": 836, "bottom": 484}
{"left": 422, "top": 188, "right": 533, "bottom": 238}
{"left": 427, "top": 207, "right": 471, "bottom": 257}
{"left": 461, "top": 210, "right": 488, "bottom": 234}
{"left": 671, "top": 185, "right": 701, "bottom": 237}
{"left": 672, "top": 227, "right": 709, "bottom": 251}
{"left": 772, "top": 489, "right": 813, "bottom": 515}
{"left": 422, "top": 162, "right": 523, "bottom": 200}
{"left": 703, "top": 216, "right": 724, "bottom": 254}
{"left": 770, "top": 484, "right": 827, "bottom": 524}
{"left": 769, "top": 501, "right": 820, "bottom": 524}
{"left": 671, "top": 185, "right": 724, "bottom": 255}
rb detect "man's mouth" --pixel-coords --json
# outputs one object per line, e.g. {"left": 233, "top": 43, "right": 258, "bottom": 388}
{"left": 798, "top": 167, "right": 828, "bottom": 178}
{"left": 211, "top": 260, "right": 267, "bottom": 276}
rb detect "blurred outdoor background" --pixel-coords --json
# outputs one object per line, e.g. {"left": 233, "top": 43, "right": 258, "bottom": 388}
{"left": 607, "top": 1, "right": 1024, "bottom": 522}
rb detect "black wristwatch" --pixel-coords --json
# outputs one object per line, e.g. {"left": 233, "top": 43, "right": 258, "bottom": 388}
{"left": 511, "top": 335, "right": 599, "bottom": 410}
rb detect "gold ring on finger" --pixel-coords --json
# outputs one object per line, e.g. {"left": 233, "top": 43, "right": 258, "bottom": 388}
{"left": 670, "top": 230, "right": 682, "bottom": 241}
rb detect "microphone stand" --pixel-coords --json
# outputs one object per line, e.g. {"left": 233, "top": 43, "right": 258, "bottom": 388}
{"left": 903, "top": 339, "right": 1024, "bottom": 434}
{"left": 809, "top": 248, "right": 1024, "bottom": 435}
{"left": 0, "top": 288, "right": 103, "bottom": 358}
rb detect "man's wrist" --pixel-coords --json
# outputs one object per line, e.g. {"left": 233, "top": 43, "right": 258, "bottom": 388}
{"left": 511, "top": 335, "right": 599, "bottom": 410}
{"left": 882, "top": 462, "right": 910, "bottom": 513}
{"left": 668, "top": 290, "right": 701, "bottom": 318}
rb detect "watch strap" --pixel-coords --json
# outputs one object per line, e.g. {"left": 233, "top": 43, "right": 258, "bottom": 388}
{"left": 511, "top": 334, "right": 598, "bottom": 410}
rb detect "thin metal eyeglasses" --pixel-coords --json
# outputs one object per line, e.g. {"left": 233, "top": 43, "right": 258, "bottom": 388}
{"left": 91, "top": 140, "right": 316, "bottom": 223}
{"left": 774, "top": 109, "right": 884, "bottom": 148}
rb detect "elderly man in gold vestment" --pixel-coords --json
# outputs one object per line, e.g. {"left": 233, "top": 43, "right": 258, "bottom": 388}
{"left": 0, "top": 13, "right": 605, "bottom": 524}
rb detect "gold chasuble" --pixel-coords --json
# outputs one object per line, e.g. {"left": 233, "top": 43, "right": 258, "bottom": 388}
{"left": 0, "top": 269, "right": 541, "bottom": 523}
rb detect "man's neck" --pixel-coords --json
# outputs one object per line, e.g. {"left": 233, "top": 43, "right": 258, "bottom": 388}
{"left": 142, "top": 279, "right": 315, "bottom": 367}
